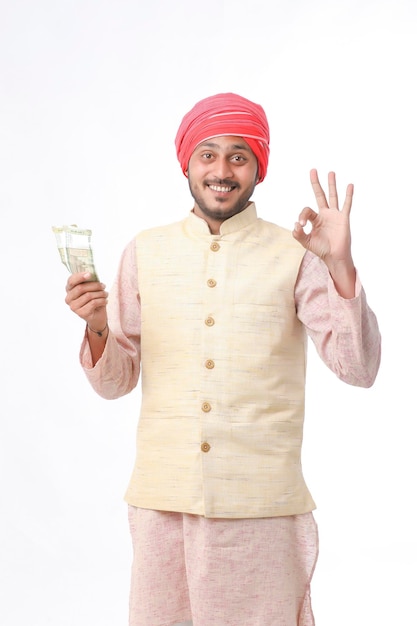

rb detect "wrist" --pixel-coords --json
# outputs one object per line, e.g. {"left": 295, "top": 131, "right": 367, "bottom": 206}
{"left": 87, "top": 321, "right": 109, "bottom": 338}
{"left": 326, "top": 260, "right": 356, "bottom": 299}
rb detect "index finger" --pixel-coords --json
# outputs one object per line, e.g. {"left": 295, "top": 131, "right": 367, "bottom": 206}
{"left": 66, "top": 271, "right": 95, "bottom": 291}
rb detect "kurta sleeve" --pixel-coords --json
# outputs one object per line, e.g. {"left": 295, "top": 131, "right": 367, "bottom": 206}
{"left": 295, "top": 250, "right": 381, "bottom": 388}
{"left": 79, "top": 238, "right": 142, "bottom": 399}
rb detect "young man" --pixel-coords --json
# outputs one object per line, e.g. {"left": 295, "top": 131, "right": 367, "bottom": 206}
{"left": 65, "top": 93, "right": 381, "bottom": 626}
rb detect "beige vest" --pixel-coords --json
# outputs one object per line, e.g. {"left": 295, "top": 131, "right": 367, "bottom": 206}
{"left": 124, "top": 204, "right": 316, "bottom": 518}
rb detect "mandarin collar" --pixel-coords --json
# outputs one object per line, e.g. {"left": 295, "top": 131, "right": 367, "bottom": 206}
{"left": 185, "top": 202, "right": 258, "bottom": 237}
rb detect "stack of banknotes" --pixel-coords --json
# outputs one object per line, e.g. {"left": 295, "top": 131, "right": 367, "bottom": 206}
{"left": 52, "top": 224, "right": 99, "bottom": 281}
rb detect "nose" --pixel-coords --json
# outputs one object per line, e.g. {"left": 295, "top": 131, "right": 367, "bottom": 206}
{"left": 212, "top": 156, "right": 233, "bottom": 180}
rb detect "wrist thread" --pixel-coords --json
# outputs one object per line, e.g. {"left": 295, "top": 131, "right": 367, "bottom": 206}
{"left": 87, "top": 322, "right": 108, "bottom": 337}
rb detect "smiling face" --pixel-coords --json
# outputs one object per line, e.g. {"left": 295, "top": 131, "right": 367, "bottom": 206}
{"left": 186, "top": 135, "right": 259, "bottom": 234}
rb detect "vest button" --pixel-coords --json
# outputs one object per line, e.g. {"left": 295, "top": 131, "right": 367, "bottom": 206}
{"left": 205, "top": 359, "right": 215, "bottom": 369}
{"left": 207, "top": 278, "right": 217, "bottom": 288}
{"left": 210, "top": 242, "right": 220, "bottom": 252}
{"left": 201, "top": 402, "right": 211, "bottom": 413}
{"left": 201, "top": 442, "right": 211, "bottom": 453}
{"left": 205, "top": 316, "right": 215, "bottom": 327}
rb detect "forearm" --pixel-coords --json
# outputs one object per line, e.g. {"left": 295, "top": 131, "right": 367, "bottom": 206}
{"left": 316, "top": 281, "right": 381, "bottom": 387}
{"left": 80, "top": 236, "right": 142, "bottom": 398}
{"left": 325, "top": 256, "right": 356, "bottom": 300}
{"left": 296, "top": 252, "right": 381, "bottom": 387}
{"left": 86, "top": 320, "right": 109, "bottom": 366}
{"left": 80, "top": 326, "right": 140, "bottom": 399}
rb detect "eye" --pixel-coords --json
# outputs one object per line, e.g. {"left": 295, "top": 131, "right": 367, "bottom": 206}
{"left": 202, "top": 152, "right": 213, "bottom": 160}
{"left": 231, "top": 154, "right": 246, "bottom": 163}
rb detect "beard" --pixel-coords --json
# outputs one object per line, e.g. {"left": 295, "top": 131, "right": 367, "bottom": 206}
{"left": 188, "top": 176, "right": 257, "bottom": 223}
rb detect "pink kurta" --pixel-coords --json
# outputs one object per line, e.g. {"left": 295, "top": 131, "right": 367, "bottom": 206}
{"left": 80, "top": 208, "right": 381, "bottom": 626}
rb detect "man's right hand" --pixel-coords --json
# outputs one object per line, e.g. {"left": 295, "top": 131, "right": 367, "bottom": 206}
{"left": 65, "top": 271, "right": 108, "bottom": 332}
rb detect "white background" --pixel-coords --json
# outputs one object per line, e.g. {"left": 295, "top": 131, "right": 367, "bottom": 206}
{"left": 1, "top": 0, "right": 415, "bottom": 624}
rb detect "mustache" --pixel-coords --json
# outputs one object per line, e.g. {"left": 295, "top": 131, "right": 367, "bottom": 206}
{"left": 205, "top": 178, "right": 239, "bottom": 187}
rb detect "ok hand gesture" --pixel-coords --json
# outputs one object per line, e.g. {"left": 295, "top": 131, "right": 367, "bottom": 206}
{"left": 293, "top": 169, "right": 356, "bottom": 298}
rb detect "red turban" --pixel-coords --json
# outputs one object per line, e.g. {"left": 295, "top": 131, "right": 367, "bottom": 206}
{"left": 175, "top": 93, "right": 270, "bottom": 183}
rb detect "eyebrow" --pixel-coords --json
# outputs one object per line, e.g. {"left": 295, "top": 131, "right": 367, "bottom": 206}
{"left": 199, "top": 141, "right": 250, "bottom": 151}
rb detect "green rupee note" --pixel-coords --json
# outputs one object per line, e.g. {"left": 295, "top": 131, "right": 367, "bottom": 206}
{"left": 52, "top": 225, "right": 99, "bottom": 281}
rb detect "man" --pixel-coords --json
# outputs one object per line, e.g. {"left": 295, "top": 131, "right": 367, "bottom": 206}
{"left": 65, "top": 93, "right": 381, "bottom": 626}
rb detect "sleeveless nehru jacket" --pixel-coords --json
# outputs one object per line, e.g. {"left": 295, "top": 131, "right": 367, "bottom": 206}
{"left": 124, "top": 204, "right": 316, "bottom": 518}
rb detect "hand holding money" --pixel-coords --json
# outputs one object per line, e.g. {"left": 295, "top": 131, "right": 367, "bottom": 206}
{"left": 53, "top": 225, "right": 109, "bottom": 352}
{"left": 65, "top": 269, "right": 108, "bottom": 331}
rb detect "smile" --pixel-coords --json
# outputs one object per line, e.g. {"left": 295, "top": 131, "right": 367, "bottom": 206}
{"left": 208, "top": 184, "right": 234, "bottom": 192}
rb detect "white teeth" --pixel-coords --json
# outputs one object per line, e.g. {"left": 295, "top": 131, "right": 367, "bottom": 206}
{"left": 209, "top": 185, "right": 232, "bottom": 192}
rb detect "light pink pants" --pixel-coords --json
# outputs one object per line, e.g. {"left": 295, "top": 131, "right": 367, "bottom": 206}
{"left": 128, "top": 507, "right": 318, "bottom": 626}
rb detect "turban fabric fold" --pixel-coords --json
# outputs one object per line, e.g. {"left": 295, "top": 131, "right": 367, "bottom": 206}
{"left": 175, "top": 93, "right": 270, "bottom": 183}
